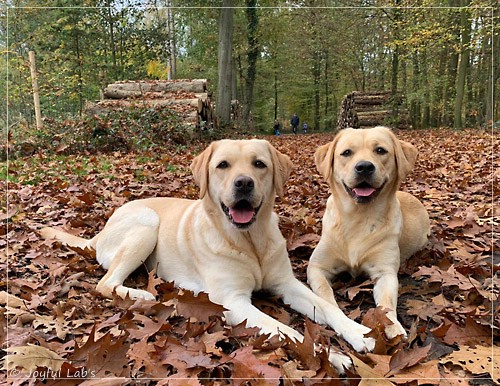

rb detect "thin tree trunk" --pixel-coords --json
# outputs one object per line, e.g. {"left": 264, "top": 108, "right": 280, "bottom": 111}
{"left": 107, "top": 3, "right": 117, "bottom": 80}
{"left": 73, "top": 21, "right": 84, "bottom": 116}
{"left": 410, "top": 52, "right": 421, "bottom": 128}
{"left": 422, "top": 50, "right": 430, "bottom": 128}
{"left": 391, "top": 4, "right": 400, "bottom": 123}
{"left": 454, "top": 0, "right": 471, "bottom": 129}
{"left": 324, "top": 51, "right": 331, "bottom": 128}
{"left": 274, "top": 72, "right": 278, "bottom": 120}
{"left": 28, "top": 51, "right": 42, "bottom": 130}
{"left": 216, "top": 0, "right": 234, "bottom": 128}
{"left": 313, "top": 50, "right": 321, "bottom": 130}
{"left": 243, "top": 0, "right": 259, "bottom": 127}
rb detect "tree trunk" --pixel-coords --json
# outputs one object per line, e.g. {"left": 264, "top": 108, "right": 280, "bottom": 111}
{"left": 243, "top": 0, "right": 259, "bottom": 127}
{"left": 106, "top": 2, "right": 117, "bottom": 80}
{"left": 166, "top": 2, "right": 177, "bottom": 80}
{"left": 410, "top": 52, "right": 421, "bottom": 128}
{"left": 28, "top": 51, "right": 42, "bottom": 130}
{"left": 483, "top": 32, "right": 493, "bottom": 125}
{"left": 313, "top": 50, "right": 321, "bottom": 130}
{"left": 454, "top": 0, "right": 471, "bottom": 129}
{"left": 216, "top": 0, "right": 234, "bottom": 128}
{"left": 391, "top": 4, "right": 401, "bottom": 123}
{"left": 274, "top": 72, "right": 278, "bottom": 120}
{"left": 324, "top": 51, "right": 332, "bottom": 128}
{"left": 422, "top": 50, "right": 430, "bottom": 128}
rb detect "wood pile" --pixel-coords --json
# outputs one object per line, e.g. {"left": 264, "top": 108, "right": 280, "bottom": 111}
{"left": 337, "top": 91, "right": 410, "bottom": 130}
{"left": 86, "top": 79, "right": 214, "bottom": 128}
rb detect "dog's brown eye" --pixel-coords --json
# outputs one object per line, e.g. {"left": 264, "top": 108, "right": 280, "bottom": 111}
{"left": 217, "top": 161, "right": 229, "bottom": 169}
{"left": 340, "top": 149, "right": 352, "bottom": 157}
{"left": 254, "top": 160, "right": 267, "bottom": 169}
{"left": 375, "top": 147, "right": 387, "bottom": 155}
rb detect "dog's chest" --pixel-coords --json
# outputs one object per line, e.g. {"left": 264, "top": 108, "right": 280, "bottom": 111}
{"left": 327, "top": 215, "right": 399, "bottom": 274}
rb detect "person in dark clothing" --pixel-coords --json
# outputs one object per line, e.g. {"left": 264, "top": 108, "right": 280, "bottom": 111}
{"left": 273, "top": 119, "right": 281, "bottom": 136}
{"left": 291, "top": 113, "right": 299, "bottom": 134}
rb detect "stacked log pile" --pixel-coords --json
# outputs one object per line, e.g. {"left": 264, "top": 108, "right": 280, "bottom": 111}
{"left": 86, "top": 79, "right": 214, "bottom": 128}
{"left": 337, "top": 91, "right": 410, "bottom": 130}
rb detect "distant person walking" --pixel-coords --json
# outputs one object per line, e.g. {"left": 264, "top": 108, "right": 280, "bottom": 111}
{"left": 273, "top": 119, "right": 281, "bottom": 136}
{"left": 291, "top": 113, "right": 299, "bottom": 134}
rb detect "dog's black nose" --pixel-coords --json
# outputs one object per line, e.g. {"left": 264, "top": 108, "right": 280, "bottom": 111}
{"left": 355, "top": 161, "right": 375, "bottom": 176}
{"left": 234, "top": 176, "right": 254, "bottom": 193}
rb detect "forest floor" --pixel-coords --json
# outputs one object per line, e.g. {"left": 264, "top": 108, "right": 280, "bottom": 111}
{"left": 1, "top": 128, "right": 499, "bottom": 385}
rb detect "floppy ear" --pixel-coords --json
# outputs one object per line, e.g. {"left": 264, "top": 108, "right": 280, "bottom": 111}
{"left": 190, "top": 142, "right": 215, "bottom": 198}
{"left": 394, "top": 138, "right": 418, "bottom": 181}
{"left": 268, "top": 143, "right": 293, "bottom": 197}
{"left": 314, "top": 140, "right": 336, "bottom": 182}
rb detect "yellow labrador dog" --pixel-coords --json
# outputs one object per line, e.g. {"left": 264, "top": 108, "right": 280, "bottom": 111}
{"left": 42, "top": 139, "right": 375, "bottom": 371}
{"left": 307, "top": 127, "right": 430, "bottom": 339}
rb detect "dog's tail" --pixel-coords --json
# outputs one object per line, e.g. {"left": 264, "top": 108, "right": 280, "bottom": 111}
{"left": 40, "top": 227, "right": 94, "bottom": 250}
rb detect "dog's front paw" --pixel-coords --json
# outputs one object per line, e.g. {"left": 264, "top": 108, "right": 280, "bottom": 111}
{"left": 385, "top": 320, "right": 407, "bottom": 340}
{"left": 342, "top": 323, "right": 375, "bottom": 353}
{"left": 127, "top": 288, "right": 156, "bottom": 301}
{"left": 328, "top": 351, "right": 352, "bottom": 375}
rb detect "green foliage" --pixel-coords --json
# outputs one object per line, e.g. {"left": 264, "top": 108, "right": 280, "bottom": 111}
{"left": 10, "top": 106, "right": 192, "bottom": 157}
{"left": 2, "top": 1, "right": 498, "bottom": 132}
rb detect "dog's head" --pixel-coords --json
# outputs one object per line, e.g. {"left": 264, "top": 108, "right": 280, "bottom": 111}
{"left": 315, "top": 126, "right": 417, "bottom": 204}
{"left": 190, "top": 139, "right": 292, "bottom": 229}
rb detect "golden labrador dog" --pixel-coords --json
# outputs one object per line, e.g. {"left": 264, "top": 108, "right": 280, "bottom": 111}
{"left": 41, "top": 139, "right": 375, "bottom": 372}
{"left": 307, "top": 127, "right": 430, "bottom": 339}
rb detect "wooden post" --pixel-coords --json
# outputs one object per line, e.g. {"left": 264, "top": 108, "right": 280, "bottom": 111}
{"left": 29, "top": 51, "right": 42, "bottom": 129}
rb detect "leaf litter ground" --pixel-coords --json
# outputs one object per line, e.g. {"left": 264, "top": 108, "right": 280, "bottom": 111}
{"left": 1, "top": 129, "right": 498, "bottom": 385}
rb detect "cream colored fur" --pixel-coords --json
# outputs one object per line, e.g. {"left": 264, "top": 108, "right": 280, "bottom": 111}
{"left": 41, "top": 139, "right": 376, "bottom": 372}
{"left": 307, "top": 127, "right": 430, "bottom": 339}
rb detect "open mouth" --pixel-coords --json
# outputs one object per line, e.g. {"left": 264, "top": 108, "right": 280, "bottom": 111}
{"left": 221, "top": 200, "right": 261, "bottom": 228}
{"left": 343, "top": 181, "right": 385, "bottom": 203}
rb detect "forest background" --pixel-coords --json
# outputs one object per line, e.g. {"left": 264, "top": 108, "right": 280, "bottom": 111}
{"left": 1, "top": 0, "right": 498, "bottom": 135}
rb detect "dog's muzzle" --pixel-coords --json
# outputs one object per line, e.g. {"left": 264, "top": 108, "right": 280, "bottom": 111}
{"left": 221, "top": 176, "right": 262, "bottom": 229}
{"left": 221, "top": 200, "right": 262, "bottom": 229}
{"left": 344, "top": 162, "right": 385, "bottom": 203}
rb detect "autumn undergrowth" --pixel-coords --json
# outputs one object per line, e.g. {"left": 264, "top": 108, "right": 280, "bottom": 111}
{"left": 7, "top": 106, "right": 205, "bottom": 160}
{"left": 2, "top": 128, "right": 498, "bottom": 385}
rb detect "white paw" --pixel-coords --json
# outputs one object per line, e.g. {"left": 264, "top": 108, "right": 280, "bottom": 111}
{"left": 328, "top": 351, "right": 352, "bottom": 374}
{"left": 385, "top": 320, "right": 407, "bottom": 340}
{"left": 342, "top": 323, "right": 375, "bottom": 353}
{"left": 127, "top": 288, "right": 156, "bottom": 301}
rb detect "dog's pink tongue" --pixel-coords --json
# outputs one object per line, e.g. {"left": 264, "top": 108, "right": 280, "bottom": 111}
{"left": 353, "top": 187, "right": 376, "bottom": 197}
{"left": 229, "top": 208, "right": 255, "bottom": 224}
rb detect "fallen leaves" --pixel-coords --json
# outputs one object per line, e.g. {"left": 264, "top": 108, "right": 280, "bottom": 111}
{"left": 441, "top": 345, "right": 499, "bottom": 381}
{"left": 1, "top": 129, "right": 498, "bottom": 384}
{"left": 3, "top": 345, "right": 65, "bottom": 373}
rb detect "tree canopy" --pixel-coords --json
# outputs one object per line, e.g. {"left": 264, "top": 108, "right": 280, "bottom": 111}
{"left": 1, "top": 1, "right": 498, "bottom": 132}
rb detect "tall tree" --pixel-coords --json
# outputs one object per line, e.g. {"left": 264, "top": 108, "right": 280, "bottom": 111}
{"left": 243, "top": 0, "right": 259, "bottom": 128}
{"left": 454, "top": 0, "right": 471, "bottom": 129}
{"left": 216, "top": 0, "right": 234, "bottom": 128}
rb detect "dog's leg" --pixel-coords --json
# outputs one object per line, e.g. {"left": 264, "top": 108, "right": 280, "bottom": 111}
{"left": 372, "top": 272, "right": 406, "bottom": 339}
{"left": 222, "top": 294, "right": 304, "bottom": 342}
{"left": 96, "top": 245, "right": 156, "bottom": 300}
{"left": 277, "top": 279, "right": 375, "bottom": 353}
{"left": 221, "top": 294, "right": 352, "bottom": 374}
{"left": 95, "top": 211, "right": 160, "bottom": 301}
{"left": 307, "top": 263, "right": 339, "bottom": 307}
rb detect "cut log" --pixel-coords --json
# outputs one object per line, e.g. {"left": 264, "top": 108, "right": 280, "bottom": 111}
{"left": 337, "top": 91, "right": 409, "bottom": 130}
{"left": 105, "top": 79, "right": 207, "bottom": 95}
{"left": 104, "top": 88, "right": 208, "bottom": 101}
{"left": 97, "top": 98, "right": 204, "bottom": 113}
{"left": 87, "top": 79, "right": 215, "bottom": 130}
